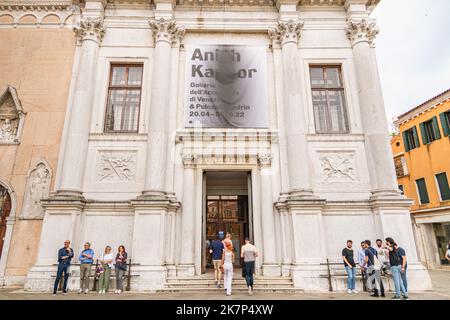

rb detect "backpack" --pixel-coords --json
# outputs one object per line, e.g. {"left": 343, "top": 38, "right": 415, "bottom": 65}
{"left": 368, "top": 247, "right": 382, "bottom": 271}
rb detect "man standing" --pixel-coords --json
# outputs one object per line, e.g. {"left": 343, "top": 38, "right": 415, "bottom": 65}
{"left": 363, "top": 240, "right": 383, "bottom": 298}
{"left": 358, "top": 241, "right": 367, "bottom": 292}
{"left": 241, "top": 237, "right": 258, "bottom": 295}
{"left": 386, "top": 237, "right": 408, "bottom": 299}
{"left": 209, "top": 234, "right": 224, "bottom": 288}
{"left": 53, "top": 240, "right": 74, "bottom": 296}
{"left": 342, "top": 240, "right": 357, "bottom": 294}
{"left": 375, "top": 239, "right": 389, "bottom": 272}
{"left": 78, "top": 242, "right": 94, "bottom": 294}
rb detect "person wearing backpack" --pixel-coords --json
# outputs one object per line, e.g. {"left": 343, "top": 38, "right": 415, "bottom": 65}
{"left": 363, "top": 240, "right": 383, "bottom": 298}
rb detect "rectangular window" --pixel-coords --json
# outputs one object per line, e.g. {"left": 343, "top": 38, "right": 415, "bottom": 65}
{"left": 310, "top": 66, "right": 349, "bottom": 134}
{"left": 416, "top": 178, "right": 430, "bottom": 204}
{"left": 440, "top": 110, "right": 450, "bottom": 137}
{"left": 420, "top": 116, "right": 441, "bottom": 145}
{"left": 398, "top": 185, "right": 404, "bottom": 195}
{"left": 436, "top": 173, "right": 450, "bottom": 201}
{"left": 394, "top": 156, "right": 408, "bottom": 177}
{"left": 105, "top": 64, "right": 143, "bottom": 132}
{"left": 402, "top": 126, "right": 420, "bottom": 151}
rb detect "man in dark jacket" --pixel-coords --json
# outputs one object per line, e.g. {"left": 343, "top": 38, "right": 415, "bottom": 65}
{"left": 53, "top": 240, "right": 74, "bottom": 296}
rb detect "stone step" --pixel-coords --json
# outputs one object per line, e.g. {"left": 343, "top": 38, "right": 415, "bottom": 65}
{"left": 157, "top": 287, "right": 302, "bottom": 293}
{"left": 166, "top": 279, "right": 294, "bottom": 285}
{"left": 166, "top": 283, "right": 294, "bottom": 289}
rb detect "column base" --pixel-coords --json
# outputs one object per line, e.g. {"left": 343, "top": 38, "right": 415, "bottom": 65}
{"left": 139, "top": 190, "right": 168, "bottom": 200}
{"left": 262, "top": 264, "right": 281, "bottom": 276}
{"left": 166, "top": 264, "right": 177, "bottom": 278}
{"left": 281, "top": 263, "right": 292, "bottom": 277}
{"left": 370, "top": 188, "right": 404, "bottom": 200}
{"left": 177, "top": 264, "right": 196, "bottom": 277}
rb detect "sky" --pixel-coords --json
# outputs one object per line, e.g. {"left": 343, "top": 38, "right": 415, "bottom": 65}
{"left": 371, "top": 0, "right": 450, "bottom": 123}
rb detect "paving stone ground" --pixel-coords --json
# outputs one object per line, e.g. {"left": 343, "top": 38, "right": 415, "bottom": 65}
{"left": 1, "top": 269, "right": 449, "bottom": 300}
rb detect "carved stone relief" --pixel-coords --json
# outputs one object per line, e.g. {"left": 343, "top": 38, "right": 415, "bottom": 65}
{"left": 0, "top": 86, "right": 25, "bottom": 144}
{"left": 97, "top": 151, "right": 136, "bottom": 182}
{"left": 319, "top": 152, "right": 358, "bottom": 184}
{"left": 21, "top": 161, "right": 51, "bottom": 219}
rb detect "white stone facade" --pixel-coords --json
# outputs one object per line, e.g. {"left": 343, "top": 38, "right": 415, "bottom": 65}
{"left": 25, "top": 0, "right": 433, "bottom": 292}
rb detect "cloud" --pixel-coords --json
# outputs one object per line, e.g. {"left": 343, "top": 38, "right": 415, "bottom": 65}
{"left": 371, "top": 0, "right": 450, "bottom": 121}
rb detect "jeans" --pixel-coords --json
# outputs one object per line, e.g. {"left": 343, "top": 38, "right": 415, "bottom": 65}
{"left": 243, "top": 261, "right": 255, "bottom": 288}
{"left": 223, "top": 262, "right": 233, "bottom": 295}
{"left": 391, "top": 265, "right": 408, "bottom": 297}
{"left": 401, "top": 266, "right": 408, "bottom": 292}
{"left": 53, "top": 263, "right": 70, "bottom": 293}
{"left": 98, "top": 265, "right": 111, "bottom": 292}
{"left": 115, "top": 266, "right": 125, "bottom": 291}
{"left": 79, "top": 264, "right": 91, "bottom": 291}
{"left": 366, "top": 266, "right": 381, "bottom": 291}
{"left": 344, "top": 266, "right": 356, "bottom": 290}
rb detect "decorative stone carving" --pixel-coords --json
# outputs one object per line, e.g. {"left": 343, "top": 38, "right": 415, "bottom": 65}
{"left": 149, "top": 18, "right": 185, "bottom": 46}
{"left": 319, "top": 153, "right": 357, "bottom": 184}
{"left": 73, "top": 17, "right": 106, "bottom": 43}
{"left": 346, "top": 18, "right": 379, "bottom": 46}
{"left": 0, "top": 85, "right": 25, "bottom": 144}
{"left": 182, "top": 153, "right": 198, "bottom": 168}
{"left": 21, "top": 161, "right": 51, "bottom": 219}
{"left": 258, "top": 153, "right": 272, "bottom": 168}
{"left": 97, "top": 152, "right": 136, "bottom": 182}
{"left": 268, "top": 19, "right": 304, "bottom": 46}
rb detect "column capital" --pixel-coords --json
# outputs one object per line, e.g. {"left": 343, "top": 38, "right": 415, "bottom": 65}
{"left": 182, "top": 153, "right": 198, "bottom": 169}
{"left": 346, "top": 18, "right": 379, "bottom": 46}
{"left": 149, "top": 18, "right": 185, "bottom": 46}
{"left": 73, "top": 17, "right": 106, "bottom": 44}
{"left": 258, "top": 153, "right": 273, "bottom": 168}
{"left": 269, "top": 19, "right": 304, "bottom": 47}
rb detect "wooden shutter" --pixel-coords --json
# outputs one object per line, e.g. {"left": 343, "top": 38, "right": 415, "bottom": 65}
{"left": 436, "top": 173, "right": 450, "bottom": 201}
{"left": 412, "top": 126, "right": 420, "bottom": 148}
{"left": 432, "top": 116, "right": 441, "bottom": 140}
{"left": 419, "top": 122, "right": 429, "bottom": 145}
{"left": 402, "top": 131, "right": 411, "bottom": 152}
{"left": 416, "top": 178, "right": 430, "bottom": 204}
{"left": 440, "top": 112, "right": 450, "bottom": 137}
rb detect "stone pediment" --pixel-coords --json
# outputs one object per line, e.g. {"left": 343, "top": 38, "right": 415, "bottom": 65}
{"left": 0, "top": 85, "right": 26, "bottom": 144}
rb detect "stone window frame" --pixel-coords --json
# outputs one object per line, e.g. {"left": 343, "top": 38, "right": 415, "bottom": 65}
{"left": 0, "top": 85, "right": 26, "bottom": 145}
{"left": 103, "top": 63, "right": 144, "bottom": 133}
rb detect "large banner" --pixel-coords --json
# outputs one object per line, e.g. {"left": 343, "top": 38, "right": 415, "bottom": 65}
{"left": 185, "top": 45, "right": 268, "bottom": 128}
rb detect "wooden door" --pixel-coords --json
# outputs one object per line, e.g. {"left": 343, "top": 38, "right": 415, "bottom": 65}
{"left": 0, "top": 187, "right": 11, "bottom": 259}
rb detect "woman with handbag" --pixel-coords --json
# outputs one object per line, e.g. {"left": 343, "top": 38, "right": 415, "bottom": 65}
{"left": 114, "top": 245, "right": 128, "bottom": 294}
{"left": 98, "top": 246, "right": 114, "bottom": 294}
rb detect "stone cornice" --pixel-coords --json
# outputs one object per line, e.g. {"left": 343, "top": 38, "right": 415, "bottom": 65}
{"left": 345, "top": 18, "right": 378, "bottom": 46}
{"left": 149, "top": 17, "right": 184, "bottom": 46}
{"left": 268, "top": 18, "right": 304, "bottom": 47}
{"left": 73, "top": 16, "right": 106, "bottom": 43}
{"left": 0, "top": 0, "right": 77, "bottom": 10}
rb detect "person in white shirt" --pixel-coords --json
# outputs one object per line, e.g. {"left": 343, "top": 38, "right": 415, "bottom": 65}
{"left": 376, "top": 239, "right": 390, "bottom": 271}
{"left": 241, "top": 238, "right": 258, "bottom": 295}
{"left": 98, "top": 246, "right": 114, "bottom": 294}
{"left": 445, "top": 241, "right": 450, "bottom": 263}
{"left": 221, "top": 241, "right": 235, "bottom": 296}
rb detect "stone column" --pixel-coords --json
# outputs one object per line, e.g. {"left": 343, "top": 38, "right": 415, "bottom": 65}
{"left": 142, "top": 18, "right": 184, "bottom": 198}
{"left": 57, "top": 17, "right": 106, "bottom": 195}
{"left": 258, "top": 154, "right": 280, "bottom": 276}
{"left": 269, "top": 19, "right": 313, "bottom": 199}
{"left": 345, "top": 19, "right": 398, "bottom": 196}
{"left": 178, "top": 154, "right": 196, "bottom": 276}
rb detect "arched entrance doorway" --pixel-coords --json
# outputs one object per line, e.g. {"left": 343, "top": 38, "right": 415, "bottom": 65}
{"left": 0, "top": 185, "right": 12, "bottom": 260}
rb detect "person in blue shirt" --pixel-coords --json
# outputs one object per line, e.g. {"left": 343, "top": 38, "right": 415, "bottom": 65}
{"left": 53, "top": 240, "right": 74, "bottom": 296}
{"left": 209, "top": 234, "right": 225, "bottom": 288}
{"left": 358, "top": 241, "right": 367, "bottom": 292}
{"left": 78, "top": 242, "right": 94, "bottom": 294}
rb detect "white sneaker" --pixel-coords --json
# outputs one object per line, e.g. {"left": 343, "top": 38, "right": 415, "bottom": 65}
{"left": 98, "top": 290, "right": 102, "bottom": 294}
{"left": 352, "top": 289, "right": 358, "bottom": 294}
{"left": 118, "top": 289, "right": 122, "bottom": 294}
{"left": 78, "top": 289, "right": 83, "bottom": 294}
{"left": 347, "top": 289, "right": 352, "bottom": 294}
{"left": 226, "top": 292, "right": 231, "bottom": 296}
{"left": 84, "top": 289, "right": 89, "bottom": 294}
{"left": 114, "top": 290, "right": 118, "bottom": 294}
{"left": 248, "top": 286, "right": 252, "bottom": 295}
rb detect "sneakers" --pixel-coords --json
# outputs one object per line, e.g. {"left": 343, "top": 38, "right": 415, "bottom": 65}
{"left": 78, "top": 289, "right": 83, "bottom": 294}
{"left": 226, "top": 292, "right": 231, "bottom": 296}
{"left": 84, "top": 289, "right": 89, "bottom": 294}
{"left": 347, "top": 289, "right": 352, "bottom": 294}
{"left": 392, "top": 295, "right": 401, "bottom": 300}
{"left": 370, "top": 293, "right": 380, "bottom": 298}
{"left": 115, "top": 290, "right": 118, "bottom": 294}
{"left": 99, "top": 290, "right": 106, "bottom": 294}
{"left": 248, "top": 286, "right": 252, "bottom": 295}
{"left": 216, "top": 281, "right": 221, "bottom": 288}
{"left": 118, "top": 289, "right": 122, "bottom": 294}
{"left": 351, "top": 289, "right": 358, "bottom": 294}
{"left": 62, "top": 290, "right": 68, "bottom": 295}
{"left": 402, "top": 295, "right": 409, "bottom": 300}
{"left": 52, "top": 292, "right": 57, "bottom": 296}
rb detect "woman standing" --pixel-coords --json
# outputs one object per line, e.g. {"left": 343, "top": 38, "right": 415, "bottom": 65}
{"left": 98, "top": 246, "right": 114, "bottom": 294}
{"left": 115, "top": 245, "right": 128, "bottom": 294}
{"left": 221, "top": 240, "right": 235, "bottom": 296}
